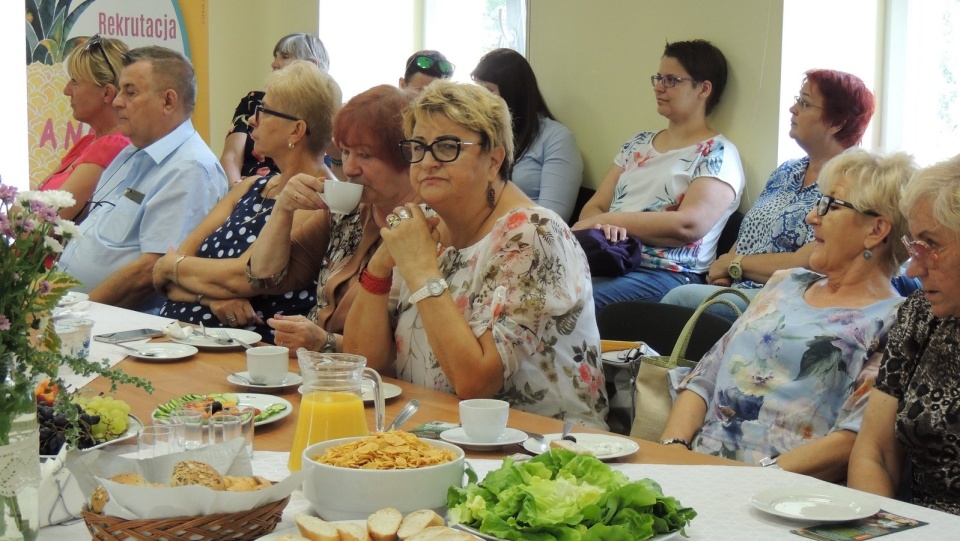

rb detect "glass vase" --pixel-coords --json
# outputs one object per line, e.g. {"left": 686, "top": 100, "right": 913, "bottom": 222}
{"left": 0, "top": 355, "right": 39, "bottom": 541}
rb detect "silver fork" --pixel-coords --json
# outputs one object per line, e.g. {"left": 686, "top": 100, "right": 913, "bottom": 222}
{"left": 214, "top": 328, "right": 251, "bottom": 349}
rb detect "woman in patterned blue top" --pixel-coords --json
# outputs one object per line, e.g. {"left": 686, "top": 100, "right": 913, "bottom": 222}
{"left": 153, "top": 61, "right": 341, "bottom": 343}
{"left": 661, "top": 70, "right": 876, "bottom": 319}
{"left": 659, "top": 149, "right": 917, "bottom": 482}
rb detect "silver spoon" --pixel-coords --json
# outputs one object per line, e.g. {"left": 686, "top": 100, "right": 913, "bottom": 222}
{"left": 113, "top": 343, "right": 157, "bottom": 357}
{"left": 220, "top": 366, "right": 267, "bottom": 386}
{"left": 385, "top": 399, "right": 420, "bottom": 431}
{"left": 561, "top": 421, "right": 577, "bottom": 442}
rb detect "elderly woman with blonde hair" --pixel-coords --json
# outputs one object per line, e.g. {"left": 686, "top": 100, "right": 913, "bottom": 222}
{"left": 849, "top": 154, "right": 960, "bottom": 515}
{"left": 343, "top": 80, "right": 608, "bottom": 428}
{"left": 659, "top": 148, "right": 916, "bottom": 481}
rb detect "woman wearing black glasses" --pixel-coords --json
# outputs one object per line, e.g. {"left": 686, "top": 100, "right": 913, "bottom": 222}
{"left": 40, "top": 35, "right": 129, "bottom": 221}
{"left": 153, "top": 61, "right": 340, "bottom": 342}
{"left": 660, "top": 148, "right": 915, "bottom": 482}
{"left": 343, "top": 80, "right": 608, "bottom": 428}
{"left": 572, "top": 40, "right": 745, "bottom": 311}
{"left": 850, "top": 154, "right": 960, "bottom": 515}
{"left": 399, "top": 50, "right": 454, "bottom": 95}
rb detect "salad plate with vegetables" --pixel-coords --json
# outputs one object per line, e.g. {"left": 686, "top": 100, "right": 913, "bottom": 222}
{"left": 447, "top": 449, "right": 695, "bottom": 541}
{"left": 152, "top": 392, "right": 292, "bottom": 427}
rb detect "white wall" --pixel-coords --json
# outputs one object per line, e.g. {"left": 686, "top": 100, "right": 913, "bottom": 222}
{"left": 2, "top": 2, "right": 29, "bottom": 190}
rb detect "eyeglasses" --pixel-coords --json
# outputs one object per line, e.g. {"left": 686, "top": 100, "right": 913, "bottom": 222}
{"left": 901, "top": 235, "right": 946, "bottom": 268}
{"left": 254, "top": 104, "right": 310, "bottom": 134}
{"left": 794, "top": 96, "right": 823, "bottom": 111}
{"left": 84, "top": 34, "right": 117, "bottom": 83}
{"left": 408, "top": 55, "right": 455, "bottom": 77}
{"left": 399, "top": 137, "right": 479, "bottom": 163}
{"left": 814, "top": 195, "right": 878, "bottom": 217}
{"left": 651, "top": 74, "right": 696, "bottom": 88}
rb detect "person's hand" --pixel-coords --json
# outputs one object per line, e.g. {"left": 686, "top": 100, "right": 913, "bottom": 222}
{"left": 380, "top": 203, "right": 443, "bottom": 284}
{"left": 209, "top": 298, "right": 262, "bottom": 327}
{"left": 268, "top": 314, "right": 324, "bottom": 354}
{"left": 707, "top": 252, "right": 734, "bottom": 283}
{"left": 593, "top": 223, "right": 629, "bottom": 243}
{"left": 275, "top": 173, "right": 328, "bottom": 213}
{"left": 152, "top": 249, "right": 182, "bottom": 293}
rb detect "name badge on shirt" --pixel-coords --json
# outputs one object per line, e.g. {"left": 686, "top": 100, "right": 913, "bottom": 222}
{"left": 123, "top": 189, "right": 145, "bottom": 204}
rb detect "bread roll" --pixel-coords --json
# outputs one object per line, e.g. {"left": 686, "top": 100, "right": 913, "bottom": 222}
{"left": 170, "top": 460, "right": 225, "bottom": 491}
{"left": 397, "top": 509, "right": 445, "bottom": 540}
{"left": 223, "top": 475, "right": 272, "bottom": 492}
{"left": 89, "top": 485, "right": 110, "bottom": 514}
{"left": 336, "top": 521, "right": 372, "bottom": 541}
{"left": 275, "top": 536, "right": 311, "bottom": 541}
{"left": 110, "top": 472, "right": 150, "bottom": 486}
{"left": 405, "top": 527, "right": 473, "bottom": 541}
{"left": 367, "top": 507, "right": 402, "bottom": 541}
{"left": 294, "top": 513, "right": 339, "bottom": 541}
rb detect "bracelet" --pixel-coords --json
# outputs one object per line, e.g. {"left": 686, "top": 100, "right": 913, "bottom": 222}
{"left": 172, "top": 255, "right": 187, "bottom": 288}
{"left": 245, "top": 258, "right": 288, "bottom": 289}
{"left": 358, "top": 265, "right": 392, "bottom": 295}
{"left": 659, "top": 438, "right": 692, "bottom": 450}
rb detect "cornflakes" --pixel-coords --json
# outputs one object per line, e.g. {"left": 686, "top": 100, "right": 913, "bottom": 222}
{"left": 314, "top": 431, "right": 457, "bottom": 469}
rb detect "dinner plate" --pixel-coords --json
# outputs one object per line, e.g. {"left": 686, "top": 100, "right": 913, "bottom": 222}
{"left": 750, "top": 487, "right": 881, "bottom": 522}
{"left": 58, "top": 291, "right": 89, "bottom": 307}
{"left": 439, "top": 427, "right": 528, "bottom": 450}
{"left": 454, "top": 523, "right": 679, "bottom": 541}
{"left": 170, "top": 328, "right": 262, "bottom": 349}
{"left": 361, "top": 381, "right": 402, "bottom": 402}
{"left": 152, "top": 393, "right": 292, "bottom": 427}
{"left": 40, "top": 414, "right": 143, "bottom": 458}
{"left": 227, "top": 371, "right": 302, "bottom": 390}
{"left": 521, "top": 432, "right": 640, "bottom": 460}
{"left": 125, "top": 343, "right": 198, "bottom": 361}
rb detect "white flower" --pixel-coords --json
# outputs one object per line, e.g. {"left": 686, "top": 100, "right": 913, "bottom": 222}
{"left": 16, "top": 189, "right": 76, "bottom": 211}
{"left": 55, "top": 218, "right": 82, "bottom": 239}
{"left": 43, "top": 235, "right": 65, "bottom": 253}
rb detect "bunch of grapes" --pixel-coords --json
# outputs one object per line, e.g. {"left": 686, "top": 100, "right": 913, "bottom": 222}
{"left": 75, "top": 395, "right": 131, "bottom": 441}
{"left": 38, "top": 403, "right": 99, "bottom": 455}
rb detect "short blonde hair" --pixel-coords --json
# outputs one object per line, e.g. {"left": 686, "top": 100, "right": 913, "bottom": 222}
{"left": 403, "top": 79, "right": 514, "bottom": 180}
{"left": 66, "top": 36, "right": 128, "bottom": 88}
{"left": 264, "top": 60, "right": 341, "bottom": 155}
{"left": 900, "top": 154, "right": 960, "bottom": 237}
{"left": 819, "top": 147, "right": 918, "bottom": 274}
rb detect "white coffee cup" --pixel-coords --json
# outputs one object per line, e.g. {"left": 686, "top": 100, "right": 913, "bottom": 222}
{"left": 319, "top": 179, "right": 363, "bottom": 214}
{"left": 459, "top": 399, "right": 509, "bottom": 443}
{"left": 246, "top": 345, "right": 289, "bottom": 385}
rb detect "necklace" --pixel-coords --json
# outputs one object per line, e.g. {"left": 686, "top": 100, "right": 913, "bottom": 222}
{"left": 238, "top": 177, "right": 281, "bottom": 226}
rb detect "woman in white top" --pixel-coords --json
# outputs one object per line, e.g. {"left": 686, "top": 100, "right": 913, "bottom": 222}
{"left": 573, "top": 39, "right": 745, "bottom": 311}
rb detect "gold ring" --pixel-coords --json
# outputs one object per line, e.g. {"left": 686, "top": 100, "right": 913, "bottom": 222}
{"left": 397, "top": 208, "right": 412, "bottom": 220}
{"left": 386, "top": 214, "right": 401, "bottom": 229}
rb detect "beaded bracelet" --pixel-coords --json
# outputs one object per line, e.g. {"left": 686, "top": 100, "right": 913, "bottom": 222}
{"left": 358, "top": 266, "right": 392, "bottom": 295}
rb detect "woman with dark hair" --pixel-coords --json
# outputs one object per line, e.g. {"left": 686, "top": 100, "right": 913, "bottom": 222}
{"left": 399, "top": 49, "right": 454, "bottom": 95}
{"left": 220, "top": 33, "right": 332, "bottom": 183}
{"left": 573, "top": 39, "right": 744, "bottom": 310}
{"left": 662, "top": 69, "right": 876, "bottom": 318}
{"left": 472, "top": 48, "right": 583, "bottom": 222}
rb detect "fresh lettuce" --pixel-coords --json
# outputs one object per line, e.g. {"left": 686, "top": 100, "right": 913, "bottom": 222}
{"left": 447, "top": 450, "right": 696, "bottom": 541}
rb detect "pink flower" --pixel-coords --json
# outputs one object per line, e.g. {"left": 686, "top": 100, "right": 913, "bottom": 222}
{"left": 0, "top": 184, "right": 16, "bottom": 203}
{"left": 506, "top": 212, "right": 527, "bottom": 230}
{"left": 38, "top": 280, "right": 52, "bottom": 295}
{"left": 0, "top": 314, "right": 9, "bottom": 331}
{"left": 579, "top": 362, "right": 591, "bottom": 382}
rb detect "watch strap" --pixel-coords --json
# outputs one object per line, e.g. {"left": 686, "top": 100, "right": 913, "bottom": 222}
{"left": 409, "top": 278, "right": 448, "bottom": 304}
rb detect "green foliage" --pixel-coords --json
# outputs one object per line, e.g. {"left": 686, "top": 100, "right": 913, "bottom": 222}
{"left": 25, "top": 0, "right": 97, "bottom": 65}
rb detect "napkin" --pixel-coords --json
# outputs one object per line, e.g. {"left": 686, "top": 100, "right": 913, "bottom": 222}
{"left": 39, "top": 448, "right": 84, "bottom": 527}
{"left": 165, "top": 321, "right": 194, "bottom": 339}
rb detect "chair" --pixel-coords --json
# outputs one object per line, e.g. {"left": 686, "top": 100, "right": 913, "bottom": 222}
{"left": 568, "top": 186, "right": 596, "bottom": 226}
{"left": 717, "top": 210, "right": 744, "bottom": 256}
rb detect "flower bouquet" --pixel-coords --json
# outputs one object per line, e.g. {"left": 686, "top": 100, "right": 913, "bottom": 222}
{"left": 0, "top": 179, "right": 151, "bottom": 540}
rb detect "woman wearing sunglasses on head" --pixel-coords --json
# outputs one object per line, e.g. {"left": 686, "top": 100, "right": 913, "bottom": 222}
{"left": 661, "top": 69, "right": 876, "bottom": 319}
{"left": 219, "top": 33, "right": 333, "bottom": 184}
{"left": 399, "top": 50, "right": 454, "bottom": 95}
{"left": 472, "top": 48, "right": 584, "bottom": 223}
{"left": 153, "top": 61, "right": 340, "bottom": 341}
{"left": 849, "top": 154, "right": 960, "bottom": 515}
{"left": 659, "top": 148, "right": 916, "bottom": 482}
{"left": 572, "top": 40, "right": 745, "bottom": 311}
{"left": 40, "top": 35, "right": 130, "bottom": 221}
{"left": 343, "top": 80, "right": 608, "bottom": 428}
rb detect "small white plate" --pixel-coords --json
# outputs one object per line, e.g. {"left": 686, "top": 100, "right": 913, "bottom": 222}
{"left": 227, "top": 371, "right": 302, "bottom": 390}
{"left": 152, "top": 393, "right": 292, "bottom": 427}
{"left": 40, "top": 414, "right": 143, "bottom": 458}
{"left": 58, "top": 291, "right": 88, "bottom": 307}
{"left": 170, "top": 328, "right": 262, "bottom": 349}
{"left": 362, "top": 381, "right": 402, "bottom": 402}
{"left": 439, "top": 427, "right": 528, "bottom": 450}
{"left": 521, "top": 432, "right": 640, "bottom": 460}
{"left": 750, "top": 487, "right": 881, "bottom": 522}
{"left": 125, "top": 343, "right": 198, "bottom": 361}
{"left": 454, "top": 523, "right": 678, "bottom": 541}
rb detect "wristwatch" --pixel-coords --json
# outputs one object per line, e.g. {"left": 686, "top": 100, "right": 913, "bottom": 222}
{"left": 320, "top": 332, "right": 337, "bottom": 353}
{"left": 728, "top": 255, "right": 745, "bottom": 280}
{"left": 759, "top": 455, "right": 781, "bottom": 469}
{"left": 409, "top": 277, "right": 448, "bottom": 304}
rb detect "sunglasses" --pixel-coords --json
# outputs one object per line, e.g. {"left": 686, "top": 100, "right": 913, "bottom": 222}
{"left": 84, "top": 34, "right": 117, "bottom": 83}
{"left": 409, "top": 55, "right": 455, "bottom": 77}
{"left": 254, "top": 104, "right": 310, "bottom": 134}
{"left": 399, "top": 137, "right": 479, "bottom": 164}
{"left": 814, "top": 195, "right": 878, "bottom": 217}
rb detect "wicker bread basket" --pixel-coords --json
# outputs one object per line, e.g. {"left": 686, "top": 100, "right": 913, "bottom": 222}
{"left": 81, "top": 496, "right": 289, "bottom": 541}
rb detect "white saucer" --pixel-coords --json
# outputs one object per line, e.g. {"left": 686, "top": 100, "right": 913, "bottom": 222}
{"left": 750, "top": 487, "right": 880, "bottom": 522}
{"left": 125, "top": 343, "right": 198, "bottom": 361}
{"left": 439, "top": 427, "right": 528, "bottom": 450}
{"left": 58, "top": 291, "right": 88, "bottom": 307}
{"left": 227, "top": 371, "right": 302, "bottom": 390}
{"left": 521, "top": 432, "right": 639, "bottom": 460}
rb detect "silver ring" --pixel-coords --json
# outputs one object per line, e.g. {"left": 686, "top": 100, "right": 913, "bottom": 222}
{"left": 386, "top": 214, "right": 402, "bottom": 229}
{"left": 397, "top": 208, "right": 412, "bottom": 220}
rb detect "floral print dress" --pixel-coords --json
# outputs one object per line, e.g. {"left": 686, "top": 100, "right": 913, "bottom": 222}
{"left": 392, "top": 207, "right": 609, "bottom": 428}
{"left": 679, "top": 269, "right": 902, "bottom": 464}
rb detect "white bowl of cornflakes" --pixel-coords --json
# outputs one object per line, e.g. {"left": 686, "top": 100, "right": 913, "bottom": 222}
{"left": 301, "top": 432, "right": 468, "bottom": 520}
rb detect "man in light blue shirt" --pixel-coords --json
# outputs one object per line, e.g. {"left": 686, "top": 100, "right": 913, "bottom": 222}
{"left": 59, "top": 46, "right": 227, "bottom": 313}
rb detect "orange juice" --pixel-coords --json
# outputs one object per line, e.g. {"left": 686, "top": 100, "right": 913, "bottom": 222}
{"left": 288, "top": 391, "right": 368, "bottom": 471}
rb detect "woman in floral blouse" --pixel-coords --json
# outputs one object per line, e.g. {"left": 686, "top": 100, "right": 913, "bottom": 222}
{"left": 659, "top": 148, "right": 916, "bottom": 481}
{"left": 849, "top": 154, "right": 960, "bottom": 515}
{"left": 343, "top": 80, "right": 608, "bottom": 428}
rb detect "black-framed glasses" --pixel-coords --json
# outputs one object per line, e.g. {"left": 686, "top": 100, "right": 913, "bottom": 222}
{"left": 399, "top": 137, "right": 479, "bottom": 163}
{"left": 901, "top": 235, "right": 946, "bottom": 268}
{"left": 651, "top": 74, "right": 696, "bottom": 88}
{"left": 84, "top": 34, "right": 116, "bottom": 82}
{"left": 794, "top": 95, "right": 823, "bottom": 111}
{"left": 254, "top": 104, "right": 310, "bottom": 134}
{"left": 815, "top": 195, "right": 878, "bottom": 217}
{"left": 409, "top": 55, "right": 455, "bottom": 77}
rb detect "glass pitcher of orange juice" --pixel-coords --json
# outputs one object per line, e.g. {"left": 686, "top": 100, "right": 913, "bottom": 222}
{"left": 288, "top": 350, "right": 385, "bottom": 471}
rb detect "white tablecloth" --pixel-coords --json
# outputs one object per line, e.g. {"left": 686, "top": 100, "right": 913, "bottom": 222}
{"left": 38, "top": 453, "right": 960, "bottom": 540}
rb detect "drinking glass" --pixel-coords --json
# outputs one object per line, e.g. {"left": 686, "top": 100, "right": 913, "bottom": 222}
{"left": 168, "top": 407, "right": 206, "bottom": 450}
{"left": 223, "top": 405, "right": 255, "bottom": 457}
{"left": 209, "top": 413, "right": 242, "bottom": 446}
{"left": 138, "top": 425, "right": 177, "bottom": 459}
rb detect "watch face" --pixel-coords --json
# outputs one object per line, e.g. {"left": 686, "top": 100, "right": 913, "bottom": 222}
{"left": 427, "top": 280, "right": 444, "bottom": 295}
{"left": 729, "top": 263, "right": 742, "bottom": 279}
